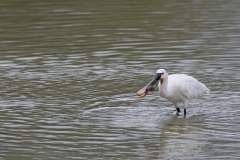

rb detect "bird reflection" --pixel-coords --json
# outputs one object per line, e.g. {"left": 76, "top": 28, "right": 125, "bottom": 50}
{"left": 158, "top": 115, "right": 208, "bottom": 159}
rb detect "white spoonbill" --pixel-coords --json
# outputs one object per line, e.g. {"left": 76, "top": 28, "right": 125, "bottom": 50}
{"left": 137, "top": 69, "right": 210, "bottom": 115}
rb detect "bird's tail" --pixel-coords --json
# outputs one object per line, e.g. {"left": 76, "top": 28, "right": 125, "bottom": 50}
{"left": 202, "top": 84, "right": 210, "bottom": 94}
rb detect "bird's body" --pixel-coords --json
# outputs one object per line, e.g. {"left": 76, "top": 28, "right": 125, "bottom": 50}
{"left": 159, "top": 74, "right": 209, "bottom": 103}
{"left": 137, "top": 69, "right": 210, "bottom": 115}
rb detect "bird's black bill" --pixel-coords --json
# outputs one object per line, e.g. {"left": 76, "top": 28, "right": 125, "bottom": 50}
{"left": 137, "top": 73, "right": 161, "bottom": 98}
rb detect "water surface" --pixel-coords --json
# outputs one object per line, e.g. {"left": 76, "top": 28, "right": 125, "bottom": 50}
{"left": 0, "top": 0, "right": 240, "bottom": 159}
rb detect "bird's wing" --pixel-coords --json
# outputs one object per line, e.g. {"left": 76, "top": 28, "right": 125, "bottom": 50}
{"left": 169, "top": 74, "right": 208, "bottom": 100}
{"left": 181, "top": 75, "right": 209, "bottom": 99}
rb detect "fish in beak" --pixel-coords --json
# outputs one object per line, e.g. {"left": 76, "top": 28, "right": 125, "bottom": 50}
{"left": 137, "top": 73, "right": 161, "bottom": 98}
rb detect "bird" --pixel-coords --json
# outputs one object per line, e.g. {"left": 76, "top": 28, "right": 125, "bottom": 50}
{"left": 137, "top": 69, "right": 210, "bottom": 115}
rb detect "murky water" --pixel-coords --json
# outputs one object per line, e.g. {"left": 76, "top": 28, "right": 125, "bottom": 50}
{"left": 0, "top": 0, "right": 240, "bottom": 159}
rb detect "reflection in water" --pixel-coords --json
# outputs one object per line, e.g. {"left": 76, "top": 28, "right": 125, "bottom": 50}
{"left": 0, "top": 0, "right": 240, "bottom": 159}
{"left": 158, "top": 116, "right": 207, "bottom": 159}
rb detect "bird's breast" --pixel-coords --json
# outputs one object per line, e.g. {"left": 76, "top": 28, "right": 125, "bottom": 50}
{"left": 159, "top": 90, "right": 168, "bottom": 99}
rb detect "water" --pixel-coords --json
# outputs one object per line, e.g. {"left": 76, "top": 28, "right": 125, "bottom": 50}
{"left": 0, "top": 0, "right": 240, "bottom": 159}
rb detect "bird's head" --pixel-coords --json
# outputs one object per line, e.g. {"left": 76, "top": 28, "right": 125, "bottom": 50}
{"left": 137, "top": 69, "right": 168, "bottom": 98}
{"left": 156, "top": 69, "right": 168, "bottom": 84}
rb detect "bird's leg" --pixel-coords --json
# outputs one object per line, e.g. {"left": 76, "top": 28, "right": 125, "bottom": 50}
{"left": 177, "top": 108, "right": 181, "bottom": 112}
{"left": 173, "top": 103, "right": 180, "bottom": 116}
{"left": 183, "top": 101, "right": 189, "bottom": 116}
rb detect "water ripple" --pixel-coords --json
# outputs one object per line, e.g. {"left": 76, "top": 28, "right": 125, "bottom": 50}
{"left": 0, "top": 0, "right": 240, "bottom": 159}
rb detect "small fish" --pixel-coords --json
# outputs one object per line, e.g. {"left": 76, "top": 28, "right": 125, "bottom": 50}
{"left": 148, "top": 87, "right": 154, "bottom": 93}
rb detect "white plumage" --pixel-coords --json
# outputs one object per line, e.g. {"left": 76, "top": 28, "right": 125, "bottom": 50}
{"left": 137, "top": 69, "right": 210, "bottom": 115}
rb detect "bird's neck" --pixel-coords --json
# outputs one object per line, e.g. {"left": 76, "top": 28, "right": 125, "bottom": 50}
{"left": 159, "top": 78, "right": 169, "bottom": 98}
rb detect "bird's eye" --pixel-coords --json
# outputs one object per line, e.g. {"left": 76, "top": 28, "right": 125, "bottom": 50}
{"left": 162, "top": 73, "right": 164, "bottom": 75}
